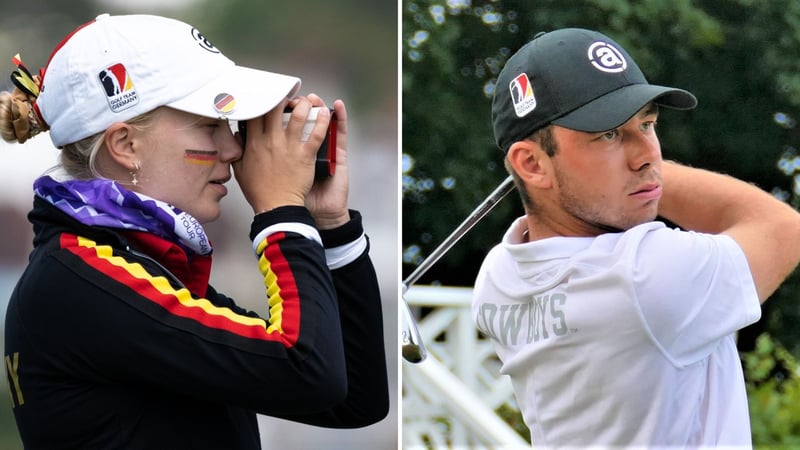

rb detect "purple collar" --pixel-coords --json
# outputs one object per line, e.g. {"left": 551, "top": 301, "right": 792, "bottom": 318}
{"left": 34, "top": 176, "right": 212, "bottom": 256}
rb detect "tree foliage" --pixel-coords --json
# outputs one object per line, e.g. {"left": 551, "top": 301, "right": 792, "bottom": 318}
{"left": 745, "top": 334, "right": 800, "bottom": 446}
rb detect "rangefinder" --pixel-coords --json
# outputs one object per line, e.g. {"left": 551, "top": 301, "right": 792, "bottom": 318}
{"left": 237, "top": 107, "right": 337, "bottom": 180}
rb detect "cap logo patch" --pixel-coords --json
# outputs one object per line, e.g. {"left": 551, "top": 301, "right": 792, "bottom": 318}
{"left": 509, "top": 73, "right": 537, "bottom": 117}
{"left": 213, "top": 93, "right": 236, "bottom": 115}
{"left": 98, "top": 63, "right": 139, "bottom": 113}
{"left": 587, "top": 41, "right": 627, "bottom": 73}
{"left": 191, "top": 28, "right": 220, "bottom": 54}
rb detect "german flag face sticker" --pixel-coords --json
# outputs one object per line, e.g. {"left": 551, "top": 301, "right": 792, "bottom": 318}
{"left": 184, "top": 149, "right": 218, "bottom": 166}
{"left": 213, "top": 93, "right": 236, "bottom": 115}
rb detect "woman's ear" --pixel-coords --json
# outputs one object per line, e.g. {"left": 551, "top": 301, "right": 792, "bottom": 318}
{"left": 102, "top": 123, "right": 139, "bottom": 170}
{"left": 507, "top": 139, "right": 553, "bottom": 190}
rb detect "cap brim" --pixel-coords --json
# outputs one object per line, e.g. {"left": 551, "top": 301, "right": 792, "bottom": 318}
{"left": 167, "top": 65, "right": 301, "bottom": 121}
{"left": 552, "top": 84, "right": 697, "bottom": 133}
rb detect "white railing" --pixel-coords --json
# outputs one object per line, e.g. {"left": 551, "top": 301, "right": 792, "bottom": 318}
{"left": 402, "top": 285, "right": 531, "bottom": 449}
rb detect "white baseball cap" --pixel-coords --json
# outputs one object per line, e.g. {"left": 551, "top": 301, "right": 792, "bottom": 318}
{"left": 35, "top": 13, "right": 301, "bottom": 147}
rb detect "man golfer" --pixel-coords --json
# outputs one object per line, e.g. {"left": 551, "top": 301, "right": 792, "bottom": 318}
{"left": 471, "top": 28, "right": 800, "bottom": 448}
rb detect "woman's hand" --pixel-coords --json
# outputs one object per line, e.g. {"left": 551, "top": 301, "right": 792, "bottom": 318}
{"left": 304, "top": 95, "right": 350, "bottom": 230}
{"left": 232, "top": 96, "right": 330, "bottom": 214}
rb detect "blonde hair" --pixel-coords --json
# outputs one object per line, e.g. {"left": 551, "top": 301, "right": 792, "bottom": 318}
{"left": 61, "top": 110, "right": 160, "bottom": 180}
{"left": 0, "top": 90, "right": 41, "bottom": 143}
{"left": 0, "top": 90, "right": 160, "bottom": 180}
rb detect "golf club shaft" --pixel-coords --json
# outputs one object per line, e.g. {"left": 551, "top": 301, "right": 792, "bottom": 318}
{"left": 401, "top": 175, "right": 516, "bottom": 363}
{"left": 404, "top": 175, "right": 516, "bottom": 288}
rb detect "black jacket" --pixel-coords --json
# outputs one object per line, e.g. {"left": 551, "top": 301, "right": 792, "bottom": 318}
{"left": 5, "top": 197, "right": 389, "bottom": 449}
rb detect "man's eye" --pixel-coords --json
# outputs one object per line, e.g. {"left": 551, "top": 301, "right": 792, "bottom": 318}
{"left": 601, "top": 130, "right": 618, "bottom": 140}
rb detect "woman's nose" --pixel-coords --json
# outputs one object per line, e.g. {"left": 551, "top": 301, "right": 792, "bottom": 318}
{"left": 217, "top": 122, "right": 243, "bottom": 163}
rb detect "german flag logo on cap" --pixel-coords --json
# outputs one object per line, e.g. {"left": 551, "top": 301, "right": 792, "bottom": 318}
{"left": 213, "top": 93, "right": 236, "bottom": 115}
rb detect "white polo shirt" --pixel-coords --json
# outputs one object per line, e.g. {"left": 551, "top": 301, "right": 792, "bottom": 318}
{"left": 472, "top": 218, "right": 761, "bottom": 449}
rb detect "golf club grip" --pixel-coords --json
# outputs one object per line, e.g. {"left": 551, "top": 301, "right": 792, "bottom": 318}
{"left": 401, "top": 175, "right": 516, "bottom": 363}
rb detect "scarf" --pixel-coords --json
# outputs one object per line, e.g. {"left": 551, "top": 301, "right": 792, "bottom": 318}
{"left": 34, "top": 175, "right": 212, "bottom": 256}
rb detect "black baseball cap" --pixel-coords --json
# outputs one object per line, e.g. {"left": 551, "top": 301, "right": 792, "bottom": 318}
{"left": 492, "top": 28, "right": 697, "bottom": 153}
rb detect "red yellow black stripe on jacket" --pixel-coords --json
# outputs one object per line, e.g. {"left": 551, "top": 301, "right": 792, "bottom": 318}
{"left": 61, "top": 232, "right": 301, "bottom": 345}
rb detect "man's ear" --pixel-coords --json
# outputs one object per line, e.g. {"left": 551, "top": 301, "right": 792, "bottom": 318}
{"left": 102, "top": 123, "right": 139, "bottom": 171}
{"left": 507, "top": 139, "right": 553, "bottom": 190}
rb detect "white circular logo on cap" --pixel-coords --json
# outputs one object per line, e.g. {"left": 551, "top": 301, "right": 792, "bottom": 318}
{"left": 587, "top": 41, "right": 627, "bottom": 73}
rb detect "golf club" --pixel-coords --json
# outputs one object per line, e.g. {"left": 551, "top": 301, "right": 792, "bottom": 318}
{"left": 402, "top": 175, "right": 516, "bottom": 363}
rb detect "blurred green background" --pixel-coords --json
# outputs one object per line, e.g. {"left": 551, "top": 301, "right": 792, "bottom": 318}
{"left": 403, "top": 0, "right": 800, "bottom": 446}
{"left": 0, "top": 0, "right": 398, "bottom": 449}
